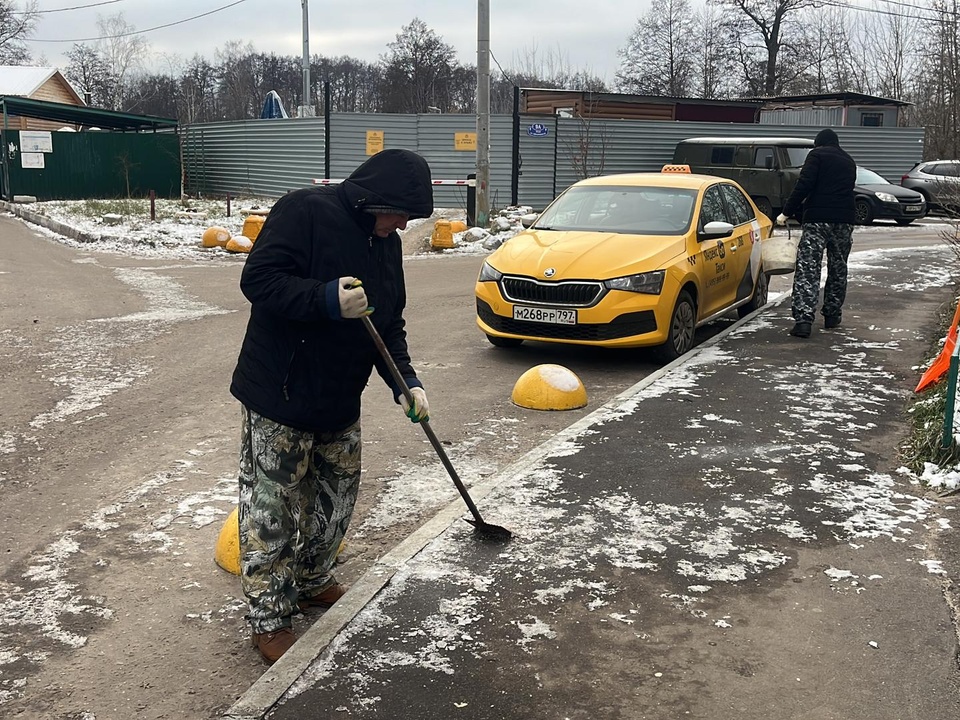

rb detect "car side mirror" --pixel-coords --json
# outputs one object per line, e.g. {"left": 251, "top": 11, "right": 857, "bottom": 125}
{"left": 765, "top": 156, "right": 774, "bottom": 169}
{"left": 520, "top": 213, "right": 539, "bottom": 228}
{"left": 700, "top": 221, "right": 734, "bottom": 239}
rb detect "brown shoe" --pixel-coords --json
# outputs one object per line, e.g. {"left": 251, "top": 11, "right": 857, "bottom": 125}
{"left": 252, "top": 627, "right": 297, "bottom": 664}
{"left": 298, "top": 583, "right": 348, "bottom": 611}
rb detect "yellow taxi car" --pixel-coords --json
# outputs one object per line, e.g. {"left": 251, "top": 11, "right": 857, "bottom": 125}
{"left": 475, "top": 166, "right": 773, "bottom": 360}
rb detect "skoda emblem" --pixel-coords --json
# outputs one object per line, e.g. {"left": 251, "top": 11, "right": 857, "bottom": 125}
{"left": 544, "top": 268, "right": 556, "bottom": 278}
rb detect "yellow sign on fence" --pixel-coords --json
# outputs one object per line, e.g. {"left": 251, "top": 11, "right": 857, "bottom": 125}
{"left": 366, "top": 130, "right": 384, "bottom": 156}
{"left": 454, "top": 132, "right": 477, "bottom": 151}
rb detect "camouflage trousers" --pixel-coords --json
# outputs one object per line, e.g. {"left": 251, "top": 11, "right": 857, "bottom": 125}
{"left": 237, "top": 406, "right": 361, "bottom": 634}
{"left": 791, "top": 222, "right": 854, "bottom": 324}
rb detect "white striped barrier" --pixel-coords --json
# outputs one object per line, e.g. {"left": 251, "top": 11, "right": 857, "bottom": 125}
{"left": 311, "top": 178, "right": 476, "bottom": 186}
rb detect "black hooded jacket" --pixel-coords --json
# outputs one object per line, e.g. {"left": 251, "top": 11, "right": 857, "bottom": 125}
{"left": 782, "top": 129, "right": 856, "bottom": 224}
{"left": 230, "top": 149, "right": 434, "bottom": 432}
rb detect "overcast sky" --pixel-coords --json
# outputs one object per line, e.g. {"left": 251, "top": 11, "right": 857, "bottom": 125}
{"left": 25, "top": 0, "right": 642, "bottom": 84}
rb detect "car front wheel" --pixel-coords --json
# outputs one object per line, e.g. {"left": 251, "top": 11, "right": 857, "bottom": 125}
{"left": 657, "top": 291, "right": 696, "bottom": 362}
{"left": 854, "top": 198, "right": 874, "bottom": 224}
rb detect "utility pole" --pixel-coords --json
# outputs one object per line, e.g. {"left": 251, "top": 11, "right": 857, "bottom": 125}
{"left": 476, "top": 0, "right": 490, "bottom": 227}
{"left": 299, "top": 0, "right": 315, "bottom": 117}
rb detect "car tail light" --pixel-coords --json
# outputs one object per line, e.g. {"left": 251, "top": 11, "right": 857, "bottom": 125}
{"left": 901, "top": 174, "right": 909, "bottom": 183}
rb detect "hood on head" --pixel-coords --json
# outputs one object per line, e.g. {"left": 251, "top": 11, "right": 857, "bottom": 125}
{"left": 814, "top": 128, "right": 840, "bottom": 147}
{"left": 341, "top": 148, "right": 434, "bottom": 220}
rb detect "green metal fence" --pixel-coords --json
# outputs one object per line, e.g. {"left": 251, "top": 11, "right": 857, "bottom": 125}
{"left": 3, "top": 130, "right": 180, "bottom": 200}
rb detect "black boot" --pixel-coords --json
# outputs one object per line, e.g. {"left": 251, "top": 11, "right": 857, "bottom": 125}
{"left": 790, "top": 322, "right": 812, "bottom": 338}
{"left": 824, "top": 315, "right": 841, "bottom": 329}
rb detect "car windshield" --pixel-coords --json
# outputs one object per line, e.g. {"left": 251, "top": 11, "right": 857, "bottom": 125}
{"left": 533, "top": 185, "right": 699, "bottom": 235}
{"left": 782, "top": 147, "right": 812, "bottom": 168}
{"left": 856, "top": 167, "right": 889, "bottom": 185}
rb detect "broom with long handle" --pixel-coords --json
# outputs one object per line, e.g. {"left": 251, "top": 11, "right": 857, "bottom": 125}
{"left": 358, "top": 312, "right": 512, "bottom": 541}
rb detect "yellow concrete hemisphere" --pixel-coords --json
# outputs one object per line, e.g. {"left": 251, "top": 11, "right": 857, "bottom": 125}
{"left": 215, "top": 507, "right": 241, "bottom": 575}
{"left": 215, "top": 507, "right": 347, "bottom": 576}
{"left": 511, "top": 364, "right": 588, "bottom": 410}
{"left": 201, "top": 225, "right": 230, "bottom": 248}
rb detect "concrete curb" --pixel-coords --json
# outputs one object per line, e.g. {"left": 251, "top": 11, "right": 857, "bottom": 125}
{"left": 0, "top": 199, "right": 103, "bottom": 243}
{"left": 221, "top": 293, "right": 791, "bottom": 720}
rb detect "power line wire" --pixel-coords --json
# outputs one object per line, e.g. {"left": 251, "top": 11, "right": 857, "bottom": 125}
{"left": 25, "top": 0, "right": 127, "bottom": 14}
{"left": 30, "top": 0, "right": 251, "bottom": 43}
{"left": 819, "top": 0, "right": 959, "bottom": 22}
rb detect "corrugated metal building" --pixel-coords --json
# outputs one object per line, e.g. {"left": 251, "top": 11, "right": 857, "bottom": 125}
{"left": 757, "top": 92, "right": 909, "bottom": 128}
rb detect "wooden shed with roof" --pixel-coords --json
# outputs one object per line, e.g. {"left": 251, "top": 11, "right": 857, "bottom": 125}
{"left": 519, "top": 88, "right": 763, "bottom": 123}
{"left": 0, "top": 66, "right": 85, "bottom": 131}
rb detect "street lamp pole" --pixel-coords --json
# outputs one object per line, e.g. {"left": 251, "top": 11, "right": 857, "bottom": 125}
{"left": 300, "top": 0, "right": 314, "bottom": 117}
{"left": 476, "top": 0, "right": 490, "bottom": 227}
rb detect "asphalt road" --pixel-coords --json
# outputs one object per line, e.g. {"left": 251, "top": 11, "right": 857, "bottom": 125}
{"left": 0, "top": 213, "right": 950, "bottom": 719}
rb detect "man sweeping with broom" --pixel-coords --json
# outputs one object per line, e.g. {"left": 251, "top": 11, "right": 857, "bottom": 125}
{"left": 229, "top": 149, "right": 434, "bottom": 664}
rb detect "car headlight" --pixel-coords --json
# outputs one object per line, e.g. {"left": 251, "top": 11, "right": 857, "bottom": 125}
{"left": 604, "top": 270, "right": 665, "bottom": 295}
{"left": 875, "top": 191, "right": 897, "bottom": 203}
{"left": 478, "top": 261, "right": 502, "bottom": 282}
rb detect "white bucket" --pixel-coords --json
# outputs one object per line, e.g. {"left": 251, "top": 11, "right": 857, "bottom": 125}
{"left": 762, "top": 227, "right": 798, "bottom": 275}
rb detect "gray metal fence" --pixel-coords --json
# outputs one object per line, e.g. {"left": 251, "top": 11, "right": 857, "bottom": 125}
{"left": 182, "top": 114, "right": 925, "bottom": 213}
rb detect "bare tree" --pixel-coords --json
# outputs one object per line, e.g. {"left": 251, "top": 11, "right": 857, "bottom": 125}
{"left": 913, "top": 0, "right": 960, "bottom": 158}
{"left": 560, "top": 94, "right": 609, "bottom": 179}
{"left": 95, "top": 12, "right": 150, "bottom": 110}
{"left": 793, "top": 6, "right": 865, "bottom": 93}
{"left": 215, "top": 40, "right": 259, "bottom": 120}
{"left": 316, "top": 55, "right": 382, "bottom": 113}
{"left": 179, "top": 55, "right": 219, "bottom": 123}
{"left": 510, "top": 44, "right": 607, "bottom": 91}
{"left": 691, "top": 3, "right": 737, "bottom": 98}
{"left": 0, "top": 0, "right": 37, "bottom": 65}
{"left": 616, "top": 0, "right": 698, "bottom": 96}
{"left": 713, "top": 0, "right": 818, "bottom": 95}
{"left": 380, "top": 18, "right": 457, "bottom": 113}
{"left": 65, "top": 43, "right": 113, "bottom": 107}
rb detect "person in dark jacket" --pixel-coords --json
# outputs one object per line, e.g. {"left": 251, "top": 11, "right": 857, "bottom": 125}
{"left": 775, "top": 128, "right": 856, "bottom": 338}
{"left": 230, "top": 148, "right": 434, "bottom": 664}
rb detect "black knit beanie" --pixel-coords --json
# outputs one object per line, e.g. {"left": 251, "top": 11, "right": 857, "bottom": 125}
{"left": 814, "top": 128, "right": 840, "bottom": 147}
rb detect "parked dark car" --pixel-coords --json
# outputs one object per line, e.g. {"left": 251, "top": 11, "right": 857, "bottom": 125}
{"left": 900, "top": 159, "right": 960, "bottom": 211}
{"left": 854, "top": 166, "right": 926, "bottom": 225}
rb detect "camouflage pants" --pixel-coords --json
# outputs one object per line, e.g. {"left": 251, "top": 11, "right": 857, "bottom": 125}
{"left": 791, "top": 222, "right": 854, "bottom": 323}
{"left": 237, "top": 406, "right": 361, "bottom": 634}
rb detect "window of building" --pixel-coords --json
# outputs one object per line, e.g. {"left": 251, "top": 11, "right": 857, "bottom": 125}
{"left": 860, "top": 112, "right": 883, "bottom": 127}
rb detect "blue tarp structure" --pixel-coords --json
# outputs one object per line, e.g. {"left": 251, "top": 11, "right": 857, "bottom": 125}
{"left": 260, "top": 91, "right": 288, "bottom": 119}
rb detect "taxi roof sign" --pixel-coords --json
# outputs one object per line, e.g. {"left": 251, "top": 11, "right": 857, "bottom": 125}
{"left": 661, "top": 164, "right": 692, "bottom": 174}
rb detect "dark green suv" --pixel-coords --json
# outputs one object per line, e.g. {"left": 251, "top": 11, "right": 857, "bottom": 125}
{"left": 673, "top": 137, "right": 814, "bottom": 220}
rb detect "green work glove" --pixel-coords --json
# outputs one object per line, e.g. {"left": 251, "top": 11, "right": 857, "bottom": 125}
{"left": 400, "top": 387, "right": 429, "bottom": 423}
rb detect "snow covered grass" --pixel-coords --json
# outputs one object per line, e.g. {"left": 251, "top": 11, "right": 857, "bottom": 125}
{"left": 23, "top": 196, "right": 525, "bottom": 259}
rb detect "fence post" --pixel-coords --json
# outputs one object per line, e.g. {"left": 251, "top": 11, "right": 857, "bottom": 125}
{"left": 941, "top": 341, "right": 960, "bottom": 449}
{"left": 149, "top": 189, "right": 156, "bottom": 221}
